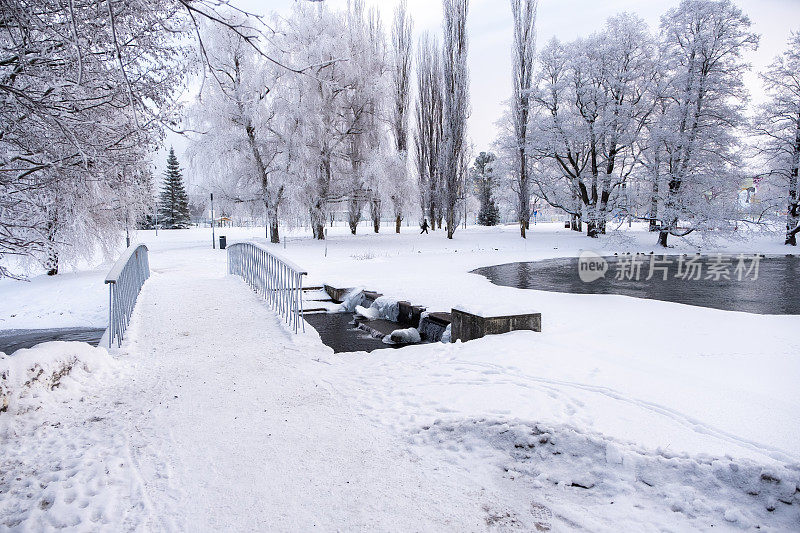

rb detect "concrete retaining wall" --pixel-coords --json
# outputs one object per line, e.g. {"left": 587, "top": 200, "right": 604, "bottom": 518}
{"left": 450, "top": 308, "right": 541, "bottom": 343}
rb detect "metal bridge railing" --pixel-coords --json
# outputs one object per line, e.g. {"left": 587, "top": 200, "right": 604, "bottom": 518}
{"left": 105, "top": 244, "right": 150, "bottom": 348}
{"left": 227, "top": 241, "right": 306, "bottom": 333}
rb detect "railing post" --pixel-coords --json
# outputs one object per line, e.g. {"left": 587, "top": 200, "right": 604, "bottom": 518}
{"left": 226, "top": 241, "right": 307, "bottom": 335}
{"left": 105, "top": 244, "right": 149, "bottom": 349}
{"left": 108, "top": 283, "right": 113, "bottom": 348}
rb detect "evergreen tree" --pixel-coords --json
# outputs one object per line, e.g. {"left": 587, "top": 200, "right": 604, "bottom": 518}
{"left": 158, "top": 147, "right": 191, "bottom": 229}
{"left": 472, "top": 152, "right": 500, "bottom": 226}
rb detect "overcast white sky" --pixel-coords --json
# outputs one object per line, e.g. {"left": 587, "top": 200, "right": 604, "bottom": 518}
{"left": 162, "top": 0, "right": 800, "bottom": 181}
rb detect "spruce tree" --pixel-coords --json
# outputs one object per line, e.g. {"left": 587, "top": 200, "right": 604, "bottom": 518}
{"left": 472, "top": 152, "right": 500, "bottom": 226}
{"left": 158, "top": 147, "right": 191, "bottom": 229}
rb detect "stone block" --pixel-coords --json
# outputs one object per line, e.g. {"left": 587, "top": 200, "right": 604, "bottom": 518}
{"left": 450, "top": 308, "right": 541, "bottom": 342}
{"left": 323, "top": 285, "right": 352, "bottom": 303}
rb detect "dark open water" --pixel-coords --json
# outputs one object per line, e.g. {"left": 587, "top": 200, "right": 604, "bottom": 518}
{"left": 0, "top": 328, "right": 106, "bottom": 354}
{"left": 472, "top": 255, "right": 800, "bottom": 315}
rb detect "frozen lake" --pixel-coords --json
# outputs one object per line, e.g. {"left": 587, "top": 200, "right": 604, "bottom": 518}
{"left": 473, "top": 255, "right": 800, "bottom": 315}
{"left": 0, "top": 327, "right": 106, "bottom": 354}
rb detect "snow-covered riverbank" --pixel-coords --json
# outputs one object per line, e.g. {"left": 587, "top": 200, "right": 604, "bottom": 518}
{"left": 1, "top": 223, "right": 798, "bottom": 530}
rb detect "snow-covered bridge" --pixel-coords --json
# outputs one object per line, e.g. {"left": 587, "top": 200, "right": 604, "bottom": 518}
{"left": 1, "top": 238, "right": 510, "bottom": 530}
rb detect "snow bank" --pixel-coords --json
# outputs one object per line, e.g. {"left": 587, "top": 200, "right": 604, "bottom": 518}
{"left": 413, "top": 418, "right": 800, "bottom": 530}
{"left": 0, "top": 342, "right": 113, "bottom": 414}
{"left": 383, "top": 328, "right": 421, "bottom": 345}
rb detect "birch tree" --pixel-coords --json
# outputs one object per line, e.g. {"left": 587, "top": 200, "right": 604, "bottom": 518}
{"left": 186, "top": 20, "right": 286, "bottom": 242}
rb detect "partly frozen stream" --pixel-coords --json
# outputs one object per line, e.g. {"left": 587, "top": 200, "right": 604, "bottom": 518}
{"left": 0, "top": 327, "right": 106, "bottom": 354}
{"left": 473, "top": 255, "right": 800, "bottom": 314}
{"left": 303, "top": 312, "right": 396, "bottom": 353}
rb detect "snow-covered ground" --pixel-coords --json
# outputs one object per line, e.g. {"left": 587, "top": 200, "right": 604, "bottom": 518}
{"left": 1, "top": 223, "right": 799, "bottom": 531}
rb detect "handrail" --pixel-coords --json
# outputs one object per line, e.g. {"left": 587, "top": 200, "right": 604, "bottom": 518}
{"left": 227, "top": 241, "right": 306, "bottom": 333}
{"left": 105, "top": 243, "right": 150, "bottom": 348}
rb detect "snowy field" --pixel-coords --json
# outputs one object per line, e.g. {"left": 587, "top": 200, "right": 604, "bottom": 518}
{"left": 1, "top": 223, "right": 799, "bottom": 531}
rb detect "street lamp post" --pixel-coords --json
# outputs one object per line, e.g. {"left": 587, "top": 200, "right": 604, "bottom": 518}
{"left": 211, "top": 192, "right": 216, "bottom": 249}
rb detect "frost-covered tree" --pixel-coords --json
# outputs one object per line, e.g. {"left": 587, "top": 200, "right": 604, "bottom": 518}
{"left": 441, "top": 0, "right": 470, "bottom": 239}
{"left": 0, "top": 0, "right": 190, "bottom": 275}
{"left": 159, "top": 148, "right": 191, "bottom": 229}
{"left": 342, "top": 2, "right": 390, "bottom": 235}
{"left": 388, "top": 1, "right": 414, "bottom": 233}
{"left": 414, "top": 33, "right": 444, "bottom": 230}
{"left": 753, "top": 32, "right": 800, "bottom": 245}
{"left": 654, "top": 0, "right": 758, "bottom": 247}
{"left": 472, "top": 152, "right": 500, "bottom": 226}
{"left": 274, "top": 1, "right": 390, "bottom": 240}
{"left": 509, "top": 0, "right": 538, "bottom": 238}
{"left": 186, "top": 19, "right": 287, "bottom": 242}
{"left": 0, "top": 0, "right": 285, "bottom": 276}
{"left": 522, "top": 15, "right": 656, "bottom": 238}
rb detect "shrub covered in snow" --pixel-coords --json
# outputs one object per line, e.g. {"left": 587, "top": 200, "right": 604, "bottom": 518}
{"left": 0, "top": 342, "right": 113, "bottom": 415}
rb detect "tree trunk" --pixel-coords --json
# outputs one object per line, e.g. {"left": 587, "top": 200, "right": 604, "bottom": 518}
{"left": 45, "top": 248, "right": 58, "bottom": 276}
{"left": 649, "top": 184, "right": 660, "bottom": 231}
{"left": 348, "top": 196, "right": 361, "bottom": 235}
{"left": 311, "top": 200, "right": 326, "bottom": 240}
{"left": 370, "top": 197, "right": 381, "bottom": 233}
{"left": 264, "top": 201, "right": 280, "bottom": 243}
{"left": 658, "top": 229, "right": 669, "bottom": 247}
{"left": 269, "top": 215, "right": 280, "bottom": 244}
{"left": 571, "top": 214, "right": 582, "bottom": 232}
{"left": 597, "top": 183, "right": 610, "bottom": 235}
{"left": 785, "top": 121, "right": 800, "bottom": 246}
{"left": 44, "top": 212, "right": 59, "bottom": 275}
{"left": 395, "top": 215, "right": 402, "bottom": 233}
{"left": 649, "top": 151, "right": 661, "bottom": 232}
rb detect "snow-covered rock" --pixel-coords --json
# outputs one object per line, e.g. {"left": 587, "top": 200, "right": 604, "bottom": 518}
{"left": 354, "top": 296, "right": 400, "bottom": 322}
{"left": 383, "top": 328, "right": 421, "bottom": 345}
{"left": 338, "top": 288, "right": 365, "bottom": 312}
{"left": 354, "top": 304, "right": 379, "bottom": 320}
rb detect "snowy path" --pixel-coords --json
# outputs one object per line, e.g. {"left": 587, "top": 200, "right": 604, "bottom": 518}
{"left": 103, "top": 248, "right": 509, "bottom": 530}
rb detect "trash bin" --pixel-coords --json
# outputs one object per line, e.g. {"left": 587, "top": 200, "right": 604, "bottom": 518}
{"left": 219, "top": 236, "right": 227, "bottom": 249}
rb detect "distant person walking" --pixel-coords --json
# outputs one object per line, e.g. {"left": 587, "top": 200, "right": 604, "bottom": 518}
{"left": 420, "top": 218, "right": 429, "bottom": 234}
